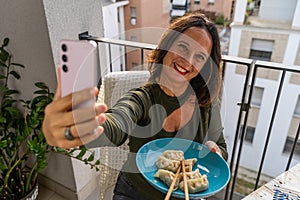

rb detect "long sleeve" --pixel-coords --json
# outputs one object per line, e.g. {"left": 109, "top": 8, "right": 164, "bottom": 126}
{"left": 86, "top": 87, "right": 153, "bottom": 148}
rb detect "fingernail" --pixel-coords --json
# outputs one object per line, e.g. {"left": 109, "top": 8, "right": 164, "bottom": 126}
{"left": 93, "top": 126, "right": 103, "bottom": 134}
{"left": 97, "top": 114, "right": 106, "bottom": 123}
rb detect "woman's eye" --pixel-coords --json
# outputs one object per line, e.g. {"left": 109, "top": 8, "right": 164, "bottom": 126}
{"left": 195, "top": 54, "right": 205, "bottom": 62}
{"left": 178, "top": 44, "right": 188, "bottom": 53}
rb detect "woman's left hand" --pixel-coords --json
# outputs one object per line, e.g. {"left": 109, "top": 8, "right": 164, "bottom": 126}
{"left": 205, "top": 140, "right": 223, "bottom": 157}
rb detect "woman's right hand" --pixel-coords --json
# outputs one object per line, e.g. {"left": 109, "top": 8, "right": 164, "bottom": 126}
{"left": 42, "top": 67, "right": 107, "bottom": 149}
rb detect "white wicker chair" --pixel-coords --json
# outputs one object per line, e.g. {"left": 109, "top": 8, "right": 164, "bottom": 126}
{"left": 97, "top": 70, "right": 150, "bottom": 200}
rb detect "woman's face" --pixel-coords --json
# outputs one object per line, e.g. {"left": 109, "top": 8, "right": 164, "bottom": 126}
{"left": 162, "top": 27, "right": 212, "bottom": 84}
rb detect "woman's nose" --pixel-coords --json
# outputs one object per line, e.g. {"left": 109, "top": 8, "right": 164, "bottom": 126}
{"left": 183, "top": 53, "right": 196, "bottom": 68}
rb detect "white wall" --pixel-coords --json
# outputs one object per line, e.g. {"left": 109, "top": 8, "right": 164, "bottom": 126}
{"left": 42, "top": 1, "right": 104, "bottom": 199}
{"left": 259, "top": 0, "right": 298, "bottom": 21}
{"left": 102, "top": 1, "right": 129, "bottom": 73}
{"left": 43, "top": 0, "right": 104, "bottom": 67}
{"left": 0, "top": 1, "right": 57, "bottom": 100}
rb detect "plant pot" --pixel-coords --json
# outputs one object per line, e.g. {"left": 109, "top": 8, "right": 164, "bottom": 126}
{"left": 21, "top": 184, "right": 38, "bottom": 200}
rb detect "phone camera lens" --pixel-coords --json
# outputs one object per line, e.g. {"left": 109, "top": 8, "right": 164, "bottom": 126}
{"left": 62, "top": 54, "right": 68, "bottom": 62}
{"left": 61, "top": 44, "right": 67, "bottom": 52}
{"left": 62, "top": 65, "right": 68, "bottom": 72}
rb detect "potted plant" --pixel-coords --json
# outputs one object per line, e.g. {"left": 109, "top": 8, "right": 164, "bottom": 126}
{"left": 0, "top": 37, "right": 101, "bottom": 199}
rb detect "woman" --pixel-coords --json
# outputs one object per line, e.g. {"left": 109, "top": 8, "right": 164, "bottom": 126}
{"left": 43, "top": 11, "right": 227, "bottom": 200}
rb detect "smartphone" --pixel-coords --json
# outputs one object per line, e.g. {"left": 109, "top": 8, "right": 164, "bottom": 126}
{"left": 59, "top": 40, "right": 99, "bottom": 108}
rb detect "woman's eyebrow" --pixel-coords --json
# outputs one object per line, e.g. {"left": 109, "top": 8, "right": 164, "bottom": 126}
{"left": 178, "top": 40, "right": 190, "bottom": 46}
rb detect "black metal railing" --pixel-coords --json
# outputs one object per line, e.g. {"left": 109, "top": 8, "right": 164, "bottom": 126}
{"left": 80, "top": 33, "right": 300, "bottom": 200}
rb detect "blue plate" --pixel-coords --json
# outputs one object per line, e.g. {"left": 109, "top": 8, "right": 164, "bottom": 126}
{"left": 136, "top": 138, "right": 230, "bottom": 199}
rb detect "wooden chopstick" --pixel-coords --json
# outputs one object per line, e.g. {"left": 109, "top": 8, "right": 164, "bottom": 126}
{"left": 164, "top": 164, "right": 182, "bottom": 200}
{"left": 181, "top": 159, "right": 189, "bottom": 200}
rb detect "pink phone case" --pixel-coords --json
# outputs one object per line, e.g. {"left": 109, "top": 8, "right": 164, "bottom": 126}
{"left": 59, "top": 40, "right": 98, "bottom": 108}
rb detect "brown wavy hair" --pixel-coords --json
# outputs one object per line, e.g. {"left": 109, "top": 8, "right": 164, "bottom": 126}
{"left": 147, "top": 11, "right": 222, "bottom": 106}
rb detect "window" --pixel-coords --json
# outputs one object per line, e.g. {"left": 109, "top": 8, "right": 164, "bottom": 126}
{"left": 251, "top": 87, "right": 264, "bottom": 107}
{"left": 283, "top": 136, "right": 300, "bottom": 157}
{"left": 194, "top": 0, "right": 200, "bottom": 4}
{"left": 244, "top": 86, "right": 264, "bottom": 107}
{"left": 172, "top": 0, "right": 187, "bottom": 10}
{"left": 249, "top": 39, "right": 274, "bottom": 61}
{"left": 130, "top": 36, "right": 137, "bottom": 42}
{"left": 172, "top": 0, "right": 187, "bottom": 6}
{"left": 294, "top": 95, "right": 300, "bottom": 116}
{"left": 130, "top": 7, "right": 136, "bottom": 25}
{"left": 132, "top": 62, "right": 138, "bottom": 69}
{"left": 239, "top": 125, "right": 255, "bottom": 143}
{"left": 171, "top": 9, "right": 186, "bottom": 17}
{"left": 208, "top": 0, "right": 214, "bottom": 5}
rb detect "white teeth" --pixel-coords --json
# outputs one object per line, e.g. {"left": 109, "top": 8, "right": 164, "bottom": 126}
{"left": 174, "top": 63, "right": 187, "bottom": 73}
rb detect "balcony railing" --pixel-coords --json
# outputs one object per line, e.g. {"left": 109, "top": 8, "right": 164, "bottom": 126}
{"left": 79, "top": 32, "right": 300, "bottom": 200}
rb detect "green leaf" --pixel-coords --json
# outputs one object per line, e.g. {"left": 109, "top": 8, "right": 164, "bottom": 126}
{"left": 35, "top": 82, "right": 48, "bottom": 90}
{"left": 0, "top": 116, "right": 7, "bottom": 123}
{"left": 0, "top": 49, "right": 9, "bottom": 62}
{"left": 4, "top": 107, "right": 19, "bottom": 116}
{"left": 3, "top": 38, "right": 9, "bottom": 46}
{"left": 49, "top": 93, "right": 54, "bottom": 100}
{"left": 76, "top": 148, "right": 87, "bottom": 160}
{"left": 0, "top": 140, "right": 8, "bottom": 148}
{"left": 0, "top": 162, "right": 7, "bottom": 170}
{"left": 5, "top": 89, "right": 19, "bottom": 95}
{"left": 87, "top": 154, "right": 94, "bottom": 162}
{"left": 9, "top": 70, "right": 20, "bottom": 79}
{"left": 11, "top": 62, "right": 25, "bottom": 68}
{"left": 33, "top": 90, "right": 48, "bottom": 95}
{"left": 0, "top": 74, "right": 6, "bottom": 79}
{"left": 0, "top": 61, "right": 7, "bottom": 67}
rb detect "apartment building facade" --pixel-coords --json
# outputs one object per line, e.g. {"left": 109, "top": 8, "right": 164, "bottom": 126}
{"left": 170, "top": 0, "right": 233, "bottom": 21}
{"left": 123, "top": 0, "right": 170, "bottom": 70}
{"left": 189, "top": 0, "right": 233, "bottom": 20}
{"left": 100, "top": 0, "right": 170, "bottom": 72}
{"left": 223, "top": 0, "right": 300, "bottom": 177}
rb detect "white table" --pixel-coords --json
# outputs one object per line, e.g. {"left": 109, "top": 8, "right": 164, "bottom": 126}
{"left": 242, "top": 163, "right": 300, "bottom": 199}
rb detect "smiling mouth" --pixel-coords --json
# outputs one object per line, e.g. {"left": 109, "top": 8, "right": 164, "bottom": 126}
{"left": 174, "top": 63, "right": 189, "bottom": 75}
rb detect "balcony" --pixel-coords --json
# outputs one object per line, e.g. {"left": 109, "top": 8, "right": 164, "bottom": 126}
{"left": 79, "top": 33, "right": 300, "bottom": 199}
{"left": 42, "top": 34, "right": 300, "bottom": 200}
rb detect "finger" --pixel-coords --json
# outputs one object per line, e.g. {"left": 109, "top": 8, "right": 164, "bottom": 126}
{"left": 54, "top": 66, "right": 62, "bottom": 100}
{"left": 205, "top": 141, "right": 217, "bottom": 152}
{"left": 70, "top": 88, "right": 97, "bottom": 110}
{"left": 77, "top": 126, "right": 104, "bottom": 145}
{"left": 49, "top": 88, "right": 96, "bottom": 113}
{"left": 97, "top": 113, "right": 107, "bottom": 124}
{"left": 70, "top": 117, "right": 100, "bottom": 138}
{"left": 53, "top": 126, "right": 104, "bottom": 149}
{"left": 67, "top": 100, "right": 107, "bottom": 126}
{"left": 44, "top": 102, "right": 107, "bottom": 134}
{"left": 205, "top": 141, "right": 223, "bottom": 157}
{"left": 72, "top": 106, "right": 99, "bottom": 124}
{"left": 210, "top": 146, "right": 217, "bottom": 153}
{"left": 95, "top": 103, "right": 108, "bottom": 116}
{"left": 94, "top": 87, "right": 99, "bottom": 98}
